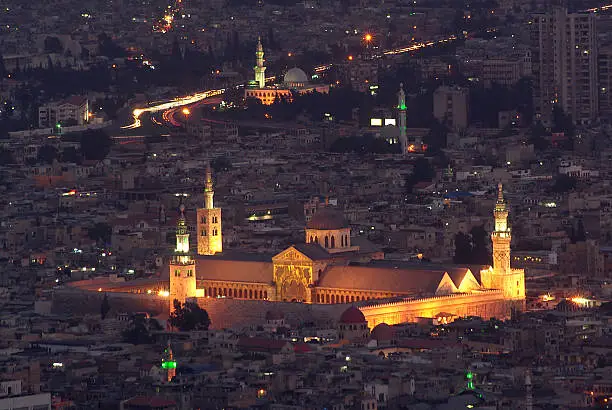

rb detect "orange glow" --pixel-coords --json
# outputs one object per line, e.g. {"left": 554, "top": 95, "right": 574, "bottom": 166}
{"left": 348, "top": 55, "right": 353, "bottom": 61}
{"left": 288, "top": 52, "right": 292, "bottom": 57}
{"left": 97, "top": 288, "right": 102, "bottom": 292}
{"left": 182, "top": 108, "right": 191, "bottom": 115}
{"left": 364, "top": 33, "right": 372, "bottom": 42}
{"left": 408, "top": 144, "right": 416, "bottom": 152}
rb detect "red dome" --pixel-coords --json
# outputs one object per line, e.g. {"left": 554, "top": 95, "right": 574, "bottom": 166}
{"left": 307, "top": 208, "right": 349, "bottom": 230}
{"left": 339, "top": 306, "right": 366, "bottom": 324}
{"left": 370, "top": 323, "right": 395, "bottom": 341}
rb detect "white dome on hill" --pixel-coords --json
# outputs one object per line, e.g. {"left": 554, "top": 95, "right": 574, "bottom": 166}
{"left": 283, "top": 67, "right": 309, "bottom": 87}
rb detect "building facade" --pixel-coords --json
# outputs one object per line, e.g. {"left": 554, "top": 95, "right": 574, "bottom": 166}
{"left": 531, "top": 8, "right": 598, "bottom": 124}
{"left": 81, "top": 171, "right": 526, "bottom": 327}
{"left": 433, "top": 86, "right": 469, "bottom": 130}
{"left": 38, "top": 96, "right": 89, "bottom": 128}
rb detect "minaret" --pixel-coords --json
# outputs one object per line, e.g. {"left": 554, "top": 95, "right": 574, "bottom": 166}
{"left": 397, "top": 83, "right": 407, "bottom": 155}
{"left": 161, "top": 340, "right": 177, "bottom": 382}
{"left": 489, "top": 183, "right": 525, "bottom": 302}
{"left": 492, "top": 183, "right": 511, "bottom": 275}
{"left": 525, "top": 369, "right": 533, "bottom": 410}
{"left": 197, "top": 163, "right": 223, "bottom": 255}
{"left": 254, "top": 36, "right": 266, "bottom": 88}
{"left": 169, "top": 204, "right": 196, "bottom": 313}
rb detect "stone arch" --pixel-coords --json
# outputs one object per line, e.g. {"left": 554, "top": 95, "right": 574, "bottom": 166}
{"left": 249, "top": 289, "right": 253, "bottom": 299}
{"left": 331, "top": 294, "right": 335, "bottom": 303}
{"left": 208, "top": 287, "right": 212, "bottom": 297}
{"left": 326, "top": 294, "right": 330, "bottom": 303}
{"left": 259, "top": 290, "right": 263, "bottom": 299}
{"left": 331, "top": 236, "right": 335, "bottom": 248}
{"left": 263, "top": 290, "right": 268, "bottom": 299}
{"left": 324, "top": 236, "right": 329, "bottom": 248}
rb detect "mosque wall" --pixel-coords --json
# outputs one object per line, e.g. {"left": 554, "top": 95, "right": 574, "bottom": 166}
{"left": 360, "top": 290, "right": 513, "bottom": 328}
{"left": 193, "top": 297, "right": 351, "bottom": 330}
{"left": 52, "top": 288, "right": 169, "bottom": 317}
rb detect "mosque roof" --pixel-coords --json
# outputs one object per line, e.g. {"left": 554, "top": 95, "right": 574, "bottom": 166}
{"left": 284, "top": 67, "right": 309, "bottom": 85}
{"left": 195, "top": 257, "right": 273, "bottom": 283}
{"left": 370, "top": 323, "right": 395, "bottom": 341}
{"left": 306, "top": 207, "right": 349, "bottom": 230}
{"left": 339, "top": 306, "right": 367, "bottom": 323}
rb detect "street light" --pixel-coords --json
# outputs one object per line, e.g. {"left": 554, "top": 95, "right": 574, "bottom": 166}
{"left": 182, "top": 108, "right": 190, "bottom": 115}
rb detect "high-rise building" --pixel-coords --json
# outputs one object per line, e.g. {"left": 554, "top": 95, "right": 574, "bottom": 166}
{"left": 599, "top": 46, "right": 612, "bottom": 117}
{"left": 169, "top": 204, "right": 196, "bottom": 312}
{"left": 433, "top": 86, "right": 469, "bottom": 130}
{"left": 197, "top": 164, "right": 222, "bottom": 255}
{"left": 531, "top": 8, "right": 598, "bottom": 124}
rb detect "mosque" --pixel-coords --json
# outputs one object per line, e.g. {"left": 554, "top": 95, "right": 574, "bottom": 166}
{"left": 74, "top": 164, "right": 525, "bottom": 329}
{"left": 244, "top": 38, "right": 330, "bottom": 105}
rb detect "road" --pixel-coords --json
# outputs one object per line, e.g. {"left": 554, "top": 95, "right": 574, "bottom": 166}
{"left": 122, "top": 35, "right": 459, "bottom": 130}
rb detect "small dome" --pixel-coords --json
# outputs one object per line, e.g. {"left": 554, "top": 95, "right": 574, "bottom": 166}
{"left": 371, "top": 323, "right": 395, "bottom": 341}
{"left": 284, "top": 67, "right": 309, "bottom": 86}
{"left": 307, "top": 208, "right": 348, "bottom": 230}
{"left": 339, "top": 306, "right": 366, "bottom": 324}
{"left": 265, "top": 310, "right": 285, "bottom": 321}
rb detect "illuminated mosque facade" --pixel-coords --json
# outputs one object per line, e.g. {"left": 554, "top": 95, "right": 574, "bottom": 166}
{"left": 244, "top": 37, "right": 330, "bottom": 105}
{"left": 107, "top": 163, "right": 523, "bottom": 326}
{"left": 71, "top": 164, "right": 525, "bottom": 328}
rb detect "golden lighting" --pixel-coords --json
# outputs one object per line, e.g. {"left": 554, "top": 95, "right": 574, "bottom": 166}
{"left": 571, "top": 296, "right": 590, "bottom": 306}
{"left": 540, "top": 294, "right": 555, "bottom": 302}
{"left": 408, "top": 144, "right": 416, "bottom": 152}
{"left": 158, "top": 290, "right": 170, "bottom": 297}
{"left": 163, "top": 14, "right": 173, "bottom": 24}
{"left": 182, "top": 108, "right": 191, "bottom": 115}
{"left": 364, "top": 33, "right": 372, "bottom": 42}
{"left": 97, "top": 288, "right": 102, "bottom": 292}
{"left": 147, "top": 289, "right": 152, "bottom": 294}
{"left": 348, "top": 55, "right": 354, "bottom": 61}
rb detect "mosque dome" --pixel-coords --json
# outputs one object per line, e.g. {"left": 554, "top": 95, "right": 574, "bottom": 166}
{"left": 339, "top": 306, "right": 366, "bottom": 324}
{"left": 283, "top": 67, "right": 309, "bottom": 87}
{"left": 306, "top": 208, "right": 349, "bottom": 230}
{"left": 370, "top": 323, "right": 395, "bottom": 341}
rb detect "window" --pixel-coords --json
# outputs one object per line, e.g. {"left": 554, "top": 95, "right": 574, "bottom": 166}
{"left": 175, "top": 270, "right": 180, "bottom": 277}
{"left": 201, "top": 216, "right": 206, "bottom": 224}
{"left": 201, "top": 230, "right": 206, "bottom": 237}
{"left": 213, "top": 229, "right": 218, "bottom": 236}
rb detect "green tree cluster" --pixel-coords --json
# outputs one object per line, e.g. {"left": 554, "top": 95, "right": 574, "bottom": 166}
{"left": 169, "top": 300, "right": 211, "bottom": 331}
{"left": 453, "top": 225, "right": 491, "bottom": 265}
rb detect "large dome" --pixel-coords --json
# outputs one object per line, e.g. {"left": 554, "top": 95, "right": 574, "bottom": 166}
{"left": 339, "top": 306, "right": 366, "bottom": 324}
{"left": 306, "top": 208, "right": 349, "bottom": 230}
{"left": 284, "top": 67, "right": 309, "bottom": 86}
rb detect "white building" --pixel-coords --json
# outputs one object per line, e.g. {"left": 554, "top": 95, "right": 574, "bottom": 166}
{"left": 0, "top": 380, "right": 51, "bottom": 410}
{"left": 38, "top": 96, "right": 89, "bottom": 128}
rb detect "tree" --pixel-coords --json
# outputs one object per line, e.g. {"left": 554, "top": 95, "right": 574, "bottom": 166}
{"left": 80, "top": 129, "right": 112, "bottom": 161}
{"left": 88, "top": 222, "right": 112, "bottom": 245}
{"left": 469, "top": 225, "right": 491, "bottom": 265}
{"left": 453, "top": 232, "right": 473, "bottom": 264}
{"left": 100, "top": 293, "right": 111, "bottom": 320}
{"left": 405, "top": 157, "right": 435, "bottom": 192}
{"left": 37, "top": 144, "right": 57, "bottom": 164}
{"left": 169, "top": 300, "right": 211, "bottom": 331}
{"left": 44, "top": 36, "right": 63, "bottom": 54}
{"left": 122, "top": 315, "right": 155, "bottom": 344}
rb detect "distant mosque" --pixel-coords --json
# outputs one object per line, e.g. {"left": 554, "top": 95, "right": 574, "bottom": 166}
{"left": 244, "top": 37, "right": 330, "bottom": 105}
{"left": 72, "top": 162, "right": 526, "bottom": 329}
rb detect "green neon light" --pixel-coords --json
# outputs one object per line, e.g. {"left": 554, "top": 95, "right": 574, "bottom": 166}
{"left": 466, "top": 372, "right": 474, "bottom": 390}
{"left": 398, "top": 104, "right": 406, "bottom": 110}
{"left": 161, "top": 361, "right": 177, "bottom": 369}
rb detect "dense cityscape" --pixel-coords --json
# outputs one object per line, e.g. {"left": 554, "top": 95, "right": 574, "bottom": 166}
{"left": 1, "top": 0, "right": 612, "bottom": 408}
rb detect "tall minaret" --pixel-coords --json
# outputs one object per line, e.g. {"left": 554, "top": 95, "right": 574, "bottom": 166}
{"left": 197, "top": 163, "right": 223, "bottom": 255}
{"left": 254, "top": 36, "right": 266, "bottom": 88}
{"left": 161, "top": 340, "right": 177, "bottom": 382}
{"left": 525, "top": 369, "right": 533, "bottom": 410}
{"left": 169, "top": 204, "right": 196, "bottom": 313}
{"left": 397, "top": 83, "right": 407, "bottom": 155}
{"left": 489, "top": 183, "right": 525, "bottom": 302}
{"left": 492, "top": 183, "right": 511, "bottom": 276}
